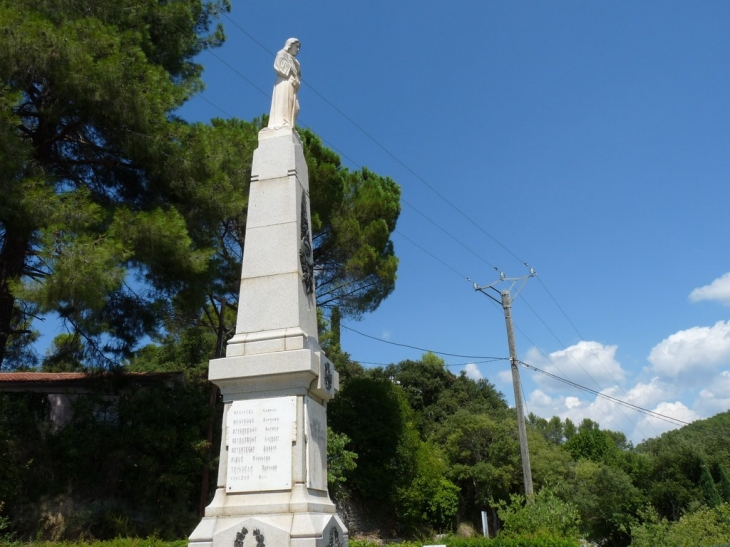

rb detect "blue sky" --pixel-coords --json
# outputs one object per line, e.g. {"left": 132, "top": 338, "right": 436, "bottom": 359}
{"left": 56, "top": 1, "right": 730, "bottom": 443}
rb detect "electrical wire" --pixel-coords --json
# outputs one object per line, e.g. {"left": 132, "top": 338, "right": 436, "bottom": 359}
{"left": 192, "top": 23, "right": 709, "bottom": 444}
{"left": 355, "top": 358, "right": 505, "bottom": 369}
{"left": 519, "top": 360, "right": 689, "bottom": 427}
{"left": 341, "top": 324, "right": 507, "bottom": 361}
{"left": 92, "top": 9, "right": 715, "bottom": 442}
{"left": 509, "top": 314, "right": 652, "bottom": 440}
{"left": 518, "top": 294, "right": 656, "bottom": 438}
{"left": 393, "top": 230, "right": 470, "bottom": 281}
{"left": 343, "top": 323, "right": 692, "bottom": 432}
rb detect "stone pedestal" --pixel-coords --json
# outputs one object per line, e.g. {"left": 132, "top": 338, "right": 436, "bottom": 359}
{"left": 189, "top": 127, "right": 347, "bottom": 547}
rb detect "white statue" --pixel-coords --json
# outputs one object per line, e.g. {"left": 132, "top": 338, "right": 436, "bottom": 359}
{"left": 268, "top": 38, "right": 301, "bottom": 128}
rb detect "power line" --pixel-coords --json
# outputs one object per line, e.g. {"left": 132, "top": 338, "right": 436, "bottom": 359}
{"left": 345, "top": 317, "right": 663, "bottom": 430}
{"left": 401, "top": 202, "right": 498, "bottom": 271}
{"left": 509, "top": 314, "right": 652, "bottom": 440}
{"left": 518, "top": 294, "right": 656, "bottom": 438}
{"left": 53, "top": 5, "right": 722, "bottom": 445}
{"left": 193, "top": 92, "right": 236, "bottom": 118}
{"left": 518, "top": 360, "right": 688, "bottom": 428}
{"left": 394, "top": 230, "right": 470, "bottom": 281}
{"left": 207, "top": 24, "right": 679, "bottom": 442}
{"left": 220, "top": 18, "right": 519, "bottom": 267}
{"left": 341, "top": 324, "right": 507, "bottom": 361}
{"left": 190, "top": 15, "right": 688, "bottom": 440}
{"left": 355, "top": 358, "right": 504, "bottom": 368}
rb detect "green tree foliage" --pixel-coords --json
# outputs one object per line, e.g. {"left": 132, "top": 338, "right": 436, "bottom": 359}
{"left": 528, "top": 414, "right": 566, "bottom": 445}
{"left": 0, "top": 1, "right": 401, "bottom": 370}
{"left": 0, "top": 0, "right": 234, "bottom": 368}
{"left": 326, "top": 427, "right": 358, "bottom": 502}
{"left": 719, "top": 465, "right": 730, "bottom": 504}
{"left": 0, "top": 379, "right": 212, "bottom": 540}
{"left": 635, "top": 411, "right": 730, "bottom": 520}
{"left": 376, "top": 353, "right": 507, "bottom": 436}
{"left": 638, "top": 442, "right": 704, "bottom": 521}
{"left": 0, "top": 392, "right": 47, "bottom": 523}
{"left": 382, "top": 353, "right": 455, "bottom": 419}
{"left": 41, "top": 333, "right": 85, "bottom": 372}
{"left": 495, "top": 488, "right": 582, "bottom": 540}
{"left": 557, "top": 460, "right": 643, "bottom": 547}
{"left": 527, "top": 429, "right": 573, "bottom": 489}
{"left": 328, "top": 377, "right": 411, "bottom": 502}
{"left": 127, "top": 321, "right": 219, "bottom": 376}
{"left": 564, "top": 426, "right": 620, "bottom": 464}
{"left": 563, "top": 418, "right": 577, "bottom": 441}
{"left": 328, "top": 376, "right": 437, "bottom": 533}
{"left": 438, "top": 410, "right": 521, "bottom": 520}
{"left": 700, "top": 463, "right": 722, "bottom": 508}
{"left": 304, "top": 130, "right": 401, "bottom": 317}
{"left": 396, "top": 440, "right": 460, "bottom": 533}
{"left": 630, "top": 503, "right": 730, "bottom": 547}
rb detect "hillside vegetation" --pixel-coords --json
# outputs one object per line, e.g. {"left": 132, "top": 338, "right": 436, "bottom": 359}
{"left": 2, "top": 349, "right": 730, "bottom": 545}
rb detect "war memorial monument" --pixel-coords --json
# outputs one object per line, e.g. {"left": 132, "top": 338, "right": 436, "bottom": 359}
{"left": 188, "top": 38, "right": 348, "bottom": 547}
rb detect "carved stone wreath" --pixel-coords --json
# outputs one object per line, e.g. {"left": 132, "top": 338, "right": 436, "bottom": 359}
{"left": 324, "top": 360, "right": 333, "bottom": 391}
{"left": 233, "top": 526, "right": 265, "bottom": 547}
{"left": 233, "top": 526, "right": 247, "bottom": 547}
{"left": 299, "top": 194, "right": 314, "bottom": 295}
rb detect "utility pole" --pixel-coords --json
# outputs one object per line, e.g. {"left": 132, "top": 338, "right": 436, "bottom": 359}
{"left": 474, "top": 270, "right": 535, "bottom": 499}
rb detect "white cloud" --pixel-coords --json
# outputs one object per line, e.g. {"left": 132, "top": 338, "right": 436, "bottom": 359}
{"left": 463, "top": 363, "right": 483, "bottom": 380}
{"left": 630, "top": 402, "right": 700, "bottom": 444}
{"left": 496, "top": 369, "right": 513, "bottom": 384}
{"left": 648, "top": 320, "right": 730, "bottom": 379}
{"left": 696, "top": 370, "right": 730, "bottom": 416}
{"left": 525, "top": 389, "right": 576, "bottom": 418}
{"left": 519, "top": 335, "right": 728, "bottom": 444}
{"left": 689, "top": 272, "right": 730, "bottom": 306}
{"left": 525, "top": 341, "right": 626, "bottom": 393}
{"left": 525, "top": 379, "right": 696, "bottom": 444}
{"left": 530, "top": 389, "right": 552, "bottom": 407}
{"left": 623, "top": 377, "right": 678, "bottom": 409}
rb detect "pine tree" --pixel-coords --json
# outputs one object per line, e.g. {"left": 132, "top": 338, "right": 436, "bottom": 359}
{"left": 718, "top": 465, "right": 730, "bottom": 504}
{"left": 0, "top": 0, "right": 231, "bottom": 368}
{"left": 700, "top": 463, "right": 722, "bottom": 508}
{"left": 1, "top": 2, "right": 401, "bottom": 369}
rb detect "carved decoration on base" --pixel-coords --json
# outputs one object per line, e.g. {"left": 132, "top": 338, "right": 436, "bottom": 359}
{"left": 324, "top": 360, "right": 333, "bottom": 391}
{"left": 233, "top": 526, "right": 265, "bottom": 547}
{"left": 234, "top": 527, "right": 248, "bottom": 547}
{"left": 327, "top": 526, "right": 342, "bottom": 547}
{"left": 299, "top": 194, "right": 314, "bottom": 295}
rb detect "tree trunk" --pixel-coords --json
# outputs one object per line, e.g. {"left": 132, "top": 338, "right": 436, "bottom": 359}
{"left": 0, "top": 227, "right": 31, "bottom": 369}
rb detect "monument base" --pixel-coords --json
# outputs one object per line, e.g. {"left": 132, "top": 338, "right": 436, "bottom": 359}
{"left": 189, "top": 511, "right": 347, "bottom": 547}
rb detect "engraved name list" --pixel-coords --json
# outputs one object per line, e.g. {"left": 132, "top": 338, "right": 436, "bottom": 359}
{"left": 226, "top": 396, "right": 296, "bottom": 492}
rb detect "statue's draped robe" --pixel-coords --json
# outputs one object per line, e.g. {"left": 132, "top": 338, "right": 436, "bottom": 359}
{"left": 268, "top": 49, "right": 300, "bottom": 128}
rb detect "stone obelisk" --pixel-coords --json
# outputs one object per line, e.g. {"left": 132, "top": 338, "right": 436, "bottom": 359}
{"left": 189, "top": 38, "right": 348, "bottom": 547}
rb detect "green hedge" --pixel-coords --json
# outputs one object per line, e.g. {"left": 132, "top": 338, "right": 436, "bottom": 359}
{"left": 3, "top": 536, "right": 579, "bottom": 547}
{"left": 0, "top": 540, "right": 187, "bottom": 547}
{"left": 351, "top": 536, "right": 581, "bottom": 547}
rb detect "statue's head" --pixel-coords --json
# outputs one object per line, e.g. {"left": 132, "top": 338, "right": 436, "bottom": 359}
{"left": 284, "top": 38, "right": 301, "bottom": 56}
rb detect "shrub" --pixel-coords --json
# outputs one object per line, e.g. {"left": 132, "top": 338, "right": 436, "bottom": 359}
{"left": 630, "top": 502, "right": 730, "bottom": 547}
{"left": 495, "top": 488, "right": 582, "bottom": 540}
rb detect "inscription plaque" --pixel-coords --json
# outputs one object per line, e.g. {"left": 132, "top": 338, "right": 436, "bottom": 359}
{"left": 226, "top": 396, "right": 296, "bottom": 492}
{"left": 305, "top": 396, "right": 327, "bottom": 491}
